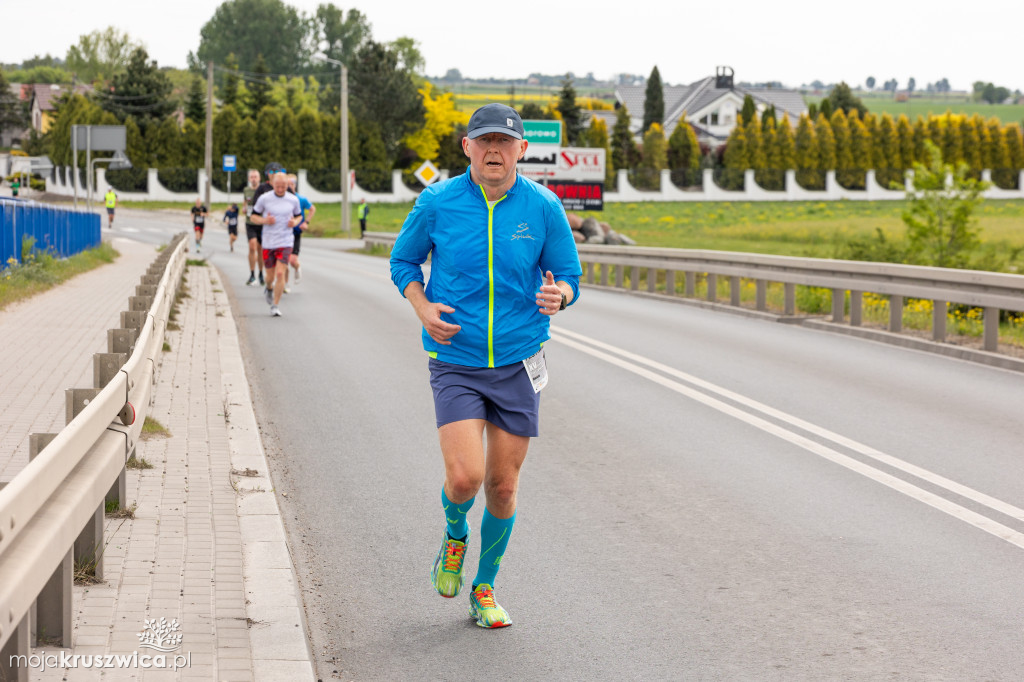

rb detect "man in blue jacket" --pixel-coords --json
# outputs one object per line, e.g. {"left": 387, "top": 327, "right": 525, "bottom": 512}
{"left": 390, "top": 103, "right": 581, "bottom": 629}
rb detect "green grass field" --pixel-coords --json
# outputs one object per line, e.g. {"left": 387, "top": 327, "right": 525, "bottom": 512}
{"left": 806, "top": 94, "right": 1024, "bottom": 123}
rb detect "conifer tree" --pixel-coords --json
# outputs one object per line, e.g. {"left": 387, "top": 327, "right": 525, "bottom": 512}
{"left": 611, "top": 105, "right": 638, "bottom": 172}
{"left": 876, "top": 113, "right": 901, "bottom": 188}
{"left": 746, "top": 114, "right": 773, "bottom": 189}
{"left": 1005, "top": 123, "right": 1024, "bottom": 186}
{"left": 557, "top": 75, "right": 585, "bottom": 146}
{"left": 145, "top": 116, "right": 183, "bottom": 169}
{"left": 212, "top": 106, "right": 240, "bottom": 176}
{"left": 585, "top": 117, "right": 614, "bottom": 185}
{"left": 296, "top": 109, "right": 325, "bottom": 171}
{"left": 722, "top": 120, "right": 749, "bottom": 190}
{"left": 761, "top": 105, "right": 776, "bottom": 131}
{"left": 638, "top": 122, "right": 667, "bottom": 190}
{"left": 773, "top": 115, "right": 796, "bottom": 187}
{"left": 794, "top": 113, "right": 821, "bottom": 189}
{"left": 846, "top": 111, "right": 870, "bottom": 189}
{"left": 990, "top": 122, "right": 1012, "bottom": 188}
{"left": 896, "top": 114, "right": 914, "bottom": 180}
{"left": 830, "top": 109, "right": 855, "bottom": 188}
{"left": 181, "top": 119, "right": 205, "bottom": 169}
{"left": 667, "top": 114, "right": 700, "bottom": 187}
{"left": 740, "top": 95, "right": 757, "bottom": 129}
{"left": 862, "top": 112, "right": 883, "bottom": 180}
{"left": 927, "top": 116, "right": 942, "bottom": 152}
{"left": 222, "top": 53, "right": 240, "bottom": 108}
{"left": 255, "top": 106, "right": 282, "bottom": 163}
{"left": 940, "top": 112, "right": 962, "bottom": 166}
{"left": 912, "top": 116, "right": 929, "bottom": 165}
{"left": 249, "top": 54, "right": 272, "bottom": 113}
{"left": 643, "top": 66, "right": 664, "bottom": 133}
{"left": 960, "top": 116, "right": 982, "bottom": 176}
{"left": 233, "top": 117, "right": 258, "bottom": 175}
{"left": 815, "top": 113, "right": 836, "bottom": 172}
{"left": 760, "top": 122, "right": 778, "bottom": 188}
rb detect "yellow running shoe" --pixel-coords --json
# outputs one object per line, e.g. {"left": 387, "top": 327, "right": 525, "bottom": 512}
{"left": 430, "top": 532, "right": 467, "bottom": 598}
{"left": 469, "top": 583, "right": 511, "bottom": 628}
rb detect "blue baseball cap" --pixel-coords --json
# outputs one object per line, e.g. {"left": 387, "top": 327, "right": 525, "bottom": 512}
{"left": 467, "top": 103, "right": 524, "bottom": 140}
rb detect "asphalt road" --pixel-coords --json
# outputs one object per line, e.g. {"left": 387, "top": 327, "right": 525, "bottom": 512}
{"left": 114, "top": 213, "right": 1024, "bottom": 681}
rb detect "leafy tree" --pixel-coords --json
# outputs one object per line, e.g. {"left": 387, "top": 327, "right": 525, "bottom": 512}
{"left": 556, "top": 75, "right": 585, "bottom": 146}
{"left": 185, "top": 76, "right": 206, "bottom": 124}
{"left": 312, "top": 5, "right": 371, "bottom": 70}
{"left": 402, "top": 82, "right": 467, "bottom": 162}
{"left": 247, "top": 54, "right": 272, "bottom": 113}
{"left": 637, "top": 122, "right": 667, "bottom": 189}
{"left": 611, "top": 105, "right": 638, "bottom": 172}
{"left": 794, "top": 114, "right": 821, "bottom": 189}
{"left": 907, "top": 77, "right": 916, "bottom": 93}
{"left": 194, "top": 0, "right": 306, "bottom": 74}
{"left": 389, "top": 37, "right": 425, "bottom": 76}
{"left": 667, "top": 114, "right": 700, "bottom": 186}
{"left": 902, "top": 140, "right": 987, "bottom": 268}
{"left": 46, "top": 93, "right": 104, "bottom": 166}
{"left": 101, "top": 47, "right": 175, "bottom": 130}
{"left": 866, "top": 76, "right": 876, "bottom": 90}
{"left": 0, "top": 69, "right": 26, "bottom": 137}
{"left": 740, "top": 95, "right": 757, "bottom": 129}
{"left": 827, "top": 82, "right": 867, "bottom": 118}
{"left": 6, "top": 65, "right": 71, "bottom": 84}
{"left": 642, "top": 66, "right": 664, "bottom": 133}
{"left": 65, "top": 27, "right": 142, "bottom": 83}
{"left": 270, "top": 75, "right": 319, "bottom": 113}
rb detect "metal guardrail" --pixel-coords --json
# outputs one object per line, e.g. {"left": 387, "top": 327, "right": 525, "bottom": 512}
{"left": 366, "top": 232, "right": 1024, "bottom": 369}
{"left": 0, "top": 233, "right": 187, "bottom": 672}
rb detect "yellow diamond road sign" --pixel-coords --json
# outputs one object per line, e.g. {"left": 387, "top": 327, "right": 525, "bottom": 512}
{"left": 414, "top": 160, "right": 440, "bottom": 186}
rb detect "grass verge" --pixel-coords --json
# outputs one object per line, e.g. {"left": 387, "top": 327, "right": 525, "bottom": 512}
{"left": 0, "top": 241, "right": 119, "bottom": 311}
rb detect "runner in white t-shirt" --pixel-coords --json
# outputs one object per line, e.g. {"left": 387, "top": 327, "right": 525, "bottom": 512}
{"left": 251, "top": 172, "right": 302, "bottom": 317}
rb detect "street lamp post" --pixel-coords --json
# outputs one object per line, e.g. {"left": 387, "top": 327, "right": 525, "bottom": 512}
{"left": 317, "top": 55, "right": 350, "bottom": 237}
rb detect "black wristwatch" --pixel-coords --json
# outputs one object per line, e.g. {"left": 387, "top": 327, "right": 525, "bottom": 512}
{"left": 559, "top": 292, "right": 567, "bottom": 311}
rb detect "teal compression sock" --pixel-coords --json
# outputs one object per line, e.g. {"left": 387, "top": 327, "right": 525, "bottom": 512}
{"left": 474, "top": 508, "right": 516, "bottom": 588}
{"left": 441, "top": 487, "right": 474, "bottom": 540}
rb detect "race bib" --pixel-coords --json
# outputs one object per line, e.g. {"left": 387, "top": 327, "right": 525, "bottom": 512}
{"left": 522, "top": 349, "right": 548, "bottom": 393}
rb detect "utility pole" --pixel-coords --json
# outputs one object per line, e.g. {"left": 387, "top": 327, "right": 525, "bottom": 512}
{"left": 204, "top": 61, "right": 213, "bottom": 209}
{"left": 341, "top": 64, "right": 350, "bottom": 237}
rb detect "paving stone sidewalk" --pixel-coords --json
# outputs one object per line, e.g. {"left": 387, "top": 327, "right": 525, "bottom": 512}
{"left": 1, "top": 240, "right": 314, "bottom": 680}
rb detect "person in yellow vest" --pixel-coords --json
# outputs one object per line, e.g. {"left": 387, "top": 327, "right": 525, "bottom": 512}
{"left": 104, "top": 188, "right": 117, "bottom": 228}
{"left": 357, "top": 198, "right": 369, "bottom": 237}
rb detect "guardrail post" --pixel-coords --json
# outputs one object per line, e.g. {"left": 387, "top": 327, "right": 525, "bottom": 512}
{"left": 647, "top": 269, "right": 657, "bottom": 293}
{"left": 630, "top": 266, "right": 640, "bottom": 291}
{"left": 730, "top": 276, "right": 741, "bottom": 306}
{"left": 129, "top": 295, "right": 154, "bottom": 313}
{"left": 784, "top": 283, "right": 795, "bottom": 316}
{"left": 984, "top": 307, "right": 999, "bottom": 351}
{"left": 755, "top": 280, "right": 767, "bottom": 311}
{"left": 0, "top": 611, "right": 30, "bottom": 681}
{"left": 831, "top": 288, "right": 845, "bottom": 323}
{"left": 94, "top": 352, "right": 127, "bottom": 388}
{"left": 889, "top": 295, "right": 904, "bottom": 332}
{"left": 585, "top": 262, "right": 595, "bottom": 285}
{"left": 28, "top": 434, "right": 56, "bottom": 460}
{"left": 65, "top": 389, "right": 105, "bottom": 582}
{"left": 850, "top": 291, "right": 863, "bottom": 327}
{"left": 142, "top": 274, "right": 161, "bottom": 286}
{"left": 665, "top": 270, "right": 675, "bottom": 296}
{"left": 933, "top": 300, "right": 947, "bottom": 342}
{"left": 120, "top": 310, "right": 147, "bottom": 332}
{"left": 706, "top": 274, "right": 717, "bottom": 302}
{"left": 600, "top": 263, "right": 609, "bottom": 287}
{"left": 685, "top": 272, "right": 695, "bottom": 297}
{"left": 136, "top": 284, "right": 158, "bottom": 298}
{"left": 108, "top": 328, "right": 137, "bottom": 355}
{"left": 614, "top": 265, "right": 624, "bottom": 289}
{"left": 33, "top": 549, "right": 73, "bottom": 648}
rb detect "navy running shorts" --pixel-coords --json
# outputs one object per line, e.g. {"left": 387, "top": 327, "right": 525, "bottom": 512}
{"left": 428, "top": 357, "right": 541, "bottom": 437}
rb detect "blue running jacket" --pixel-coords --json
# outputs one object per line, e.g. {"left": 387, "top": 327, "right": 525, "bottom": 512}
{"left": 390, "top": 171, "right": 582, "bottom": 368}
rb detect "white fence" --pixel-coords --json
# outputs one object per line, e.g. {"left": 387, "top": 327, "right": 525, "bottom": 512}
{"left": 44, "top": 167, "right": 1024, "bottom": 205}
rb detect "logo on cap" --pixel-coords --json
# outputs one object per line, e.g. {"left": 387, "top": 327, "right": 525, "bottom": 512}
{"left": 507, "top": 118, "right": 514, "bottom": 127}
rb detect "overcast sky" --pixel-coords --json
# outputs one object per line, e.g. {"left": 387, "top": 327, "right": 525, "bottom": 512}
{"left": 3, "top": 0, "right": 1022, "bottom": 93}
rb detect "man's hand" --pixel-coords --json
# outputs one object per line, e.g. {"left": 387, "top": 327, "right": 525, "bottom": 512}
{"left": 288, "top": 215, "right": 302, "bottom": 228}
{"left": 536, "top": 270, "right": 566, "bottom": 316}
{"left": 405, "top": 282, "right": 461, "bottom": 344}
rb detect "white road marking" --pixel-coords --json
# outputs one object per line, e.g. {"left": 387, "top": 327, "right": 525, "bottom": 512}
{"left": 550, "top": 326, "right": 1024, "bottom": 551}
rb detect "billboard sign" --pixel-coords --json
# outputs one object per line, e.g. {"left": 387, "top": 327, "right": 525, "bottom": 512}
{"left": 547, "top": 181, "right": 604, "bottom": 211}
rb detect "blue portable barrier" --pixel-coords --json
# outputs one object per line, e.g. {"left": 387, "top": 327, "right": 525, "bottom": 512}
{"left": 0, "top": 199, "right": 101, "bottom": 267}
